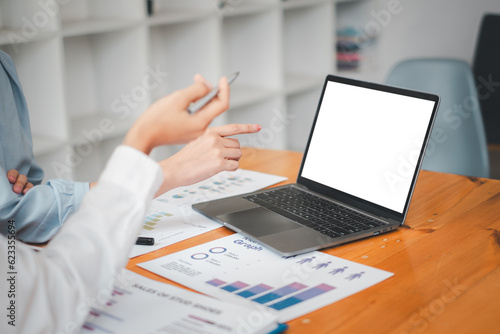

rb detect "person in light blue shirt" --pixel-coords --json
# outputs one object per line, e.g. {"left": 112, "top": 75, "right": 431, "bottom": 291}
{"left": 0, "top": 50, "right": 90, "bottom": 243}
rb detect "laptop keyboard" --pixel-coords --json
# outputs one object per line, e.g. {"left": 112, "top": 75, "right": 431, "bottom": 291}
{"left": 243, "top": 187, "right": 387, "bottom": 238}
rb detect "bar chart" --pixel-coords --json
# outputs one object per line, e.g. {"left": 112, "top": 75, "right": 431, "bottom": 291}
{"left": 269, "top": 284, "right": 335, "bottom": 311}
{"left": 81, "top": 288, "right": 132, "bottom": 333}
{"left": 205, "top": 278, "right": 335, "bottom": 311}
{"left": 171, "top": 175, "right": 253, "bottom": 200}
{"left": 129, "top": 170, "right": 286, "bottom": 258}
{"left": 142, "top": 212, "right": 173, "bottom": 231}
{"left": 237, "top": 283, "right": 273, "bottom": 298}
{"left": 152, "top": 169, "right": 286, "bottom": 207}
{"left": 139, "top": 233, "right": 394, "bottom": 322}
{"left": 79, "top": 271, "right": 280, "bottom": 334}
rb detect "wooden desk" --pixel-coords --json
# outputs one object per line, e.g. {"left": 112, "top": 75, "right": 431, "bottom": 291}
{"left": 128, "top": 148, "right": 500, "bottom": 333}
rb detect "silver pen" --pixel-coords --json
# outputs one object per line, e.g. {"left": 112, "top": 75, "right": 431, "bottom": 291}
{"left": 187, "top": 71, "right": 240, "bottom": 114}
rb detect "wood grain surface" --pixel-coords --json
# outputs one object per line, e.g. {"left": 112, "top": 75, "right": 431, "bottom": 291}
{"left": 128, "top": 148, "right": 500, "bottom": 334}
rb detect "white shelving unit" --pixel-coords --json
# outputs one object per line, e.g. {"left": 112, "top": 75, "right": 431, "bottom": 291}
{"left": 0, "top": 0, "right": 352, "bottom": 182}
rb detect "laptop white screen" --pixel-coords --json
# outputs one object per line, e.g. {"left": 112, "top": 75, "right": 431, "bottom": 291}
{"left": 301, "top": 80, "right": 435, "bottom": 213}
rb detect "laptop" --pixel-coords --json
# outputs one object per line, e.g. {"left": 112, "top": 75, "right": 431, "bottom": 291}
{"left": 193, "top": 75, "right": 439, "bottom": 257}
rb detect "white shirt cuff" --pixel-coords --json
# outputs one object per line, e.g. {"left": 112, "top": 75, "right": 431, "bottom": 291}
{"left": 99, "top": 145, "right": 163, "bottom": 201}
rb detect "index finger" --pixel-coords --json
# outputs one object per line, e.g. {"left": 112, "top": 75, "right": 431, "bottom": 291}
{"left": 210, "top": 123, "right": 262, "bottom": 137}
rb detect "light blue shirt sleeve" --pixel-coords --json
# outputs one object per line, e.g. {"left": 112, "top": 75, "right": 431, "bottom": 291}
{"left": 0, "top": 50, "right": 89, "bottom": 243}
{"left": 0, "top": 173, "right": 89, "bottom": 243}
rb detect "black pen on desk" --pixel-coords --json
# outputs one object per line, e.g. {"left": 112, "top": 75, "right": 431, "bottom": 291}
{"left": 136, "top": 237, "right": 155, "bottom": 246}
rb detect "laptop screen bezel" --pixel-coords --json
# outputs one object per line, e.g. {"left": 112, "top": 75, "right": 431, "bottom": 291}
{"left": 296, "top": 75, "right": 439, "bottom": 224}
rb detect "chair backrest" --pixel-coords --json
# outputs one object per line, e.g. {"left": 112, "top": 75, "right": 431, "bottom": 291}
{"left": 386, "top": 58, "right": 490, "bottom": 178}
{"left": 473, "top": 14, "right": 500, "bottom": 144}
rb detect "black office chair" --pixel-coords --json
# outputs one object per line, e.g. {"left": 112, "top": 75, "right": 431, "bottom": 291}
{"left": 473, "top": 13, "right": 500, "bottom": 144}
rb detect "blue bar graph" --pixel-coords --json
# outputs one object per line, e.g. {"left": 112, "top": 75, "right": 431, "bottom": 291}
{"left": 206, "top": 278, "right": 226, "bottom": 287}
{"left": 252, "top": 282, "right": 307, "bottom": 304}
{"left": 221, "top": 281, "right": 249, "bottom": 292}
{"left": 142, "top": 212, "right": 173, "bottom": 231}
{"left": 269, "top": 283, "right": 335, "bottom": 310}
{"left": 237, "top": 283, "right": 273, "bottom": 298}
{"left": 206, "top": 278, "right": 336, "bottom": 311}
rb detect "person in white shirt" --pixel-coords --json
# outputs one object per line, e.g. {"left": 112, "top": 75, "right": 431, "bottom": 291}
{"left": 0, "top": 75, "right": 261, "bottom": 334}
{"left": 1, "top": 48, "right": 242, "bottom": 244}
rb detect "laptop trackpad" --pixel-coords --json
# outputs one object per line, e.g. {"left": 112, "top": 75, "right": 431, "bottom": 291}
{"left": 217, "top": 207, "right": 301, "bottom": 238}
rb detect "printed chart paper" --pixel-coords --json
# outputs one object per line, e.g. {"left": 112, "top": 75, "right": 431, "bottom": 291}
{"left": 79, "top": 270, "right": 280, "bottom": 334}
{"left": 139, "top": 234, "right": 394, "bottom": 322}
{"left": 130, "top": 169, "right": 286, "bottom": 258}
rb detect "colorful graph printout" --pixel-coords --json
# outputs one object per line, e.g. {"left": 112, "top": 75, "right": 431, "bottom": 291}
{"left": 269, "top": 284, "right": 335, "bottom": 310}
{"left": 142, "top": 212, "right": 172, "bottom": 231}
{"left": 221, "top": 281, "right": 250, "bottom": 292}
{"left": 139, "top": 234, "right": 394, "bottom": 322}
{"left": 237, "top": 283, "right": 273, "bottom": 298}
{"left": 79, "top": 270, "right": 280, "bottom": 333}
{"left": 129, "top": 169, "right": 286, "bottom": 258}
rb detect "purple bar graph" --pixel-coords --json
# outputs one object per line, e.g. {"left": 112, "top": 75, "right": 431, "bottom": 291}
{"left": 221, "top": 281, "right": 250, "bottom": 292}
{"left": 252, "top": 282, "right": 307, "bottom": 304}
{"left": 206, "top": 278, "right": 226, "bottom": 287}
{"left": 82, "top": 322, "right": 115, "bottom": 333}
{"left": 237, "top": 283, "right": 274, "bottom": 298}
{"left": 269, "top": 283, "right": 335, "bottom": 310}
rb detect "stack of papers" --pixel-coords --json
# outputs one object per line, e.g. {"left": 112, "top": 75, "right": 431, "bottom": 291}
{"left": 80, "top": 270, "right": 285, "bottom": 334}
{"left": 139, "top": 234, "right": 394, "bottom": 322}
{"left": 130, "top": 169, "right": 287, "bottom": 258}
{"left": 83, "top": 170, "right": 393, "bottom": 333}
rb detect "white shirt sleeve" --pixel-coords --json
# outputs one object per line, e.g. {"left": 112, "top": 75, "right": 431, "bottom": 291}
{"left": 0, "top": 145, "right": 163, "bottom": 334}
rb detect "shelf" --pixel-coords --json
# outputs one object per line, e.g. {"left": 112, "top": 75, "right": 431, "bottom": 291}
{"left": 226, "top": 97, "right": 287, "bottom": 150}
{"left": 282, "top": 0, "right": 331, "bottom": 10}
{"left": 148, "top": 16, "right": 219, "bottom": 101}
{"left": 285, "top": 90, "right": 321, "bottom": 151}
{"left": 63, "top": 27, "right": 149, "bottom": 121}
{"left": 231, "top": 85, "right": 280, "bottom": 109}
{"left": 284, "top": 73, "right": 324, "bottom": 95}
{"left": 335, "top": 67, "right": 384, "bottom": 82}
{"left": 32, "top": 135, "right": 66, "bottom": 157}
{"left": 283, "top": 1, "right": 334, "bottom": 78}
{"left": 222, "top": 10, "right": 282, "bottom": 90}
{"left": 148, "top": 9, "right": 212, "bottom": 26}
{"left": 335, "top": 0, "right": 365, "bottom": 3}
{"left": 0, "top": 30, "right": 22, "bottom": 45}
{"left": 2, "top": 0, "right": 338, "bottom": 181}
{"left": 222, "top": 2, "right": 279, "bottom": 18}
{"left": 61, "top": 19, "right": 140, "bottom": 37}
{"left": 69, "top": 113, "right": 136, "bottom": 146}
{"left": 0, "top": 29, "right": 56, "bottom": 46}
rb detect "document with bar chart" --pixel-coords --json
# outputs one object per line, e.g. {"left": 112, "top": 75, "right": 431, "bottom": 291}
{"left": 156, "top": 168, "right": 287, "bottom": 207}
{"left": 129, "top": 169, "right": 286, "bottom": 258}
{"left": 139, "top": 234, "right": 393, "bottom": 322}
{"left": 79, "top": 270, "right": 281, "bottom": 334}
